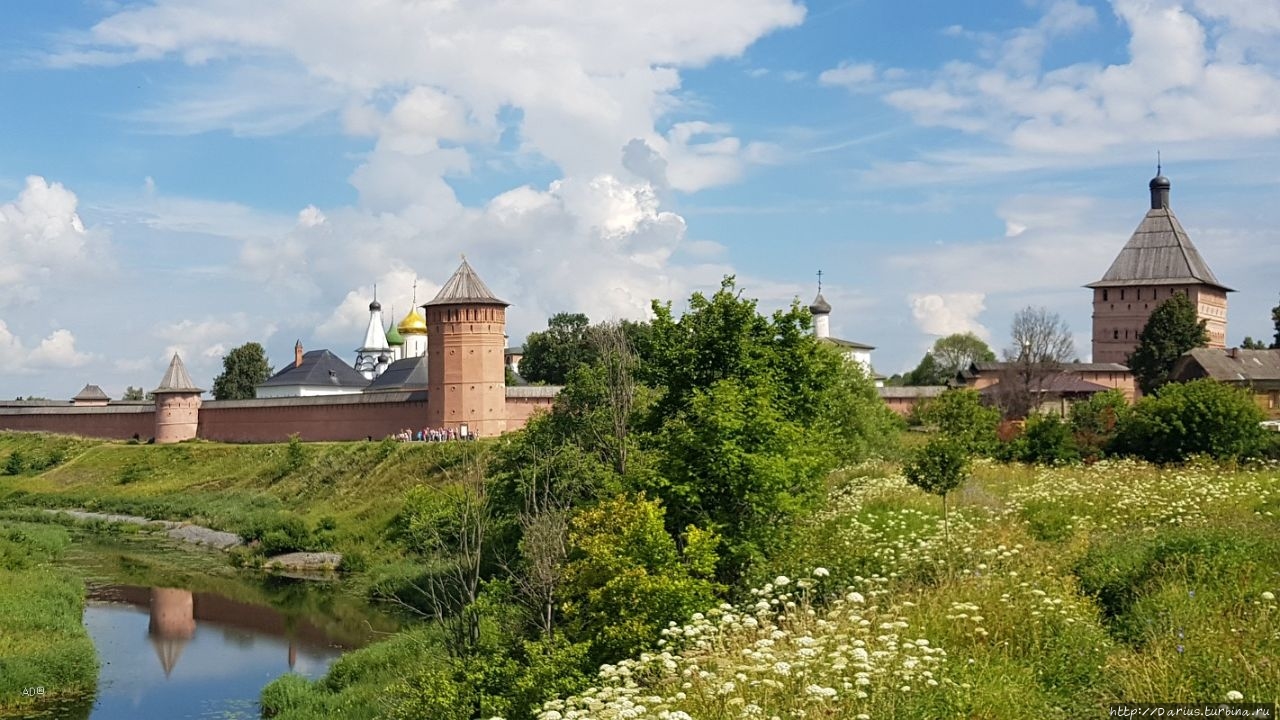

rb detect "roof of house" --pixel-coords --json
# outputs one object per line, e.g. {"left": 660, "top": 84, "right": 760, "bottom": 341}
{"left": 154, "top": 354, "right": 203, "bottom": 394}
{"left": 72, "top": 384, "right": 110, "bottom": 401}
{"left": 364, "top": 355, "right": 429, "bottom": 392}
{"left": 504, "top": 345, "right": 525, "bottom": 355}
{"left": 961, "top": 361, "right": 1130, "bottom": 379}
{"left": 1087, "top": 178, "right": 1230, "bottom": 291}
{"left": 258, "top": 350, "right": 369, "bottom": 389}
{"left": 1172, "top": 348, "right": 1280, "bottom": 383}
{"left": 424, "top": 258, "right": 508, "bottom": 307}
{"left": 878, "top": 386, "right": 948, "bottom": 399}
{"left": 823, "top": 337, "right": 875, "bottom": 351}
{"left": 978, "top": 373, "right": 1110, "bottom": 395}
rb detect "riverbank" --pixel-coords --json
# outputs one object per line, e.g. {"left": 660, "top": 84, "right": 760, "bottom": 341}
{"left": 0, "top": 522, "right": 98, "bottom": 718}
{"left": 0, "top": 432, "right": 488, "bottom": 579}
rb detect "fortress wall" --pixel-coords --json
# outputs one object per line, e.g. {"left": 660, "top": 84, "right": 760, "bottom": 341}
{"left": 0, "top": 405, "right": 155, "bottom": 440}
{"left": 503, "top": 395, "right": 556, "bottom": 431}
{"left": 197, "top": 393, "right": 429, "bottom": 442}
{"left": 0, "top": 389, "right": 558, "bottom": 443}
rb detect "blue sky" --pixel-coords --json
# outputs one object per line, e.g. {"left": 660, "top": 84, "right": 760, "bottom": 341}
{"left": 2, "top": 0, "right": 1278, "bottom": 399}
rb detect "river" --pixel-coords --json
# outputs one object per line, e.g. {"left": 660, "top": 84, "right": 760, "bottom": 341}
{"left": 34, "top": 534, "right": 402, "bottom": 720}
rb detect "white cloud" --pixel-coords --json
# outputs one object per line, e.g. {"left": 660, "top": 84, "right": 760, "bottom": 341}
{"left": 0, "top": 321, "right": 95, "bottom": 372}
{"left": 909, "top": 293, "right": 990, "bottom": 339}
{"left": 877, "top": 0, "right": 1280, "bottom": 157}
{"left": 819, "top": 61, "right": 877, "bottom": 89}
{"left": 0, "top": 176, "right": 109, "bottom": 306}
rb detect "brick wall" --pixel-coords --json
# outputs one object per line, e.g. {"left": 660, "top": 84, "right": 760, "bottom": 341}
{"left": 0, "top": 404, "right": 155, "bottom": 440}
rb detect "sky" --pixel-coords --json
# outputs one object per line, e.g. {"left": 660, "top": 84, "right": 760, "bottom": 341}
{"left": 2, "top": 0, "right": 1278, "bottom": 399}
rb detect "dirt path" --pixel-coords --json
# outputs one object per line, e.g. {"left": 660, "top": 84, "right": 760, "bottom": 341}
{"left": 45, "top": 509, "right": 243, "bottom": 550}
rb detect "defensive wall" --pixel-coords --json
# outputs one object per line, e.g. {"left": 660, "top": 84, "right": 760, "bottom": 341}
{"left": 0, "top": 388, "right": 558, "bottom": 443}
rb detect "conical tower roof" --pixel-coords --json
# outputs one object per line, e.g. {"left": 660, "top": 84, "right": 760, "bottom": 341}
{"left": 424, "top": 257, "right": 508, "bottom": 307}
{"left": 153, "top": 354, "right": 203, "bottom": 394}
{"left": 809, "top": 293, "right": 831, "bottom": 314}
{"left": 1087, "top": 175, "right": 1232, "bottom": 292}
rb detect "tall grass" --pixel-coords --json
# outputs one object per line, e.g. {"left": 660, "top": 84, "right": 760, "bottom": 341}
{"left": 538, "top": 459, "right": 1280, "bottom": 718}
{"left": 0, "top": 522, "right": 98, "bottom": 717}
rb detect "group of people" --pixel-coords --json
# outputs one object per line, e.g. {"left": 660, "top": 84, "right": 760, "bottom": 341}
{"left": 393, "top": 427, "right": 473, "bottom": 442}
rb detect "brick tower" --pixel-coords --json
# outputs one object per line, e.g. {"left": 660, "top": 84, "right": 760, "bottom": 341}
{"left": 1087, "top": 172, "right": 1231, "bottom": 364}
{"left": 153, "top": 353, "right": 203, "bottom": 444}
{"left": 423, "top": 258, "right": 508, "bottom": 437}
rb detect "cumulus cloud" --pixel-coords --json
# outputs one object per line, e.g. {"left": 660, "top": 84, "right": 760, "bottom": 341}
{"left": 0, "top": 321, "right": 95, "bottom": 372}
{"left": 46, "top": 0, "right": 805, "bottom": 354}
{"left": 876, "top": 0, "right": 1280, "bottom": 156}
{"left": 0, "top": 176, "right": 109, "bottom": 306}
{"left": 909, "top": 293, "right": 991, "bottom": 339}
{"left": 818, "top": 61, "right": 877, "bottom": 89}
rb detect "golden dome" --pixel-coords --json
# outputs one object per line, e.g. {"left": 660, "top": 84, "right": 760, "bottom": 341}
{"left": 397, "top": 308, "right": 428, "bottom": 334}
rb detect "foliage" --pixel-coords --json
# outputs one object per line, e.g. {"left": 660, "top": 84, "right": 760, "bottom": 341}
{"left": 903, "top": 437, "right": 969, "bottom": 539}
{"left": 1002, "top": 412, "right": 1079, "bottom": 465}
{"left": 1068, "top": 388, "right": 1129, "bottom": 458}
{"left": 914, "top": 388, "right": 1000, "bottom": 455}
{"left": 212, "top": 341, "right": 273, "bottom": 400}
{"left": 121, "top": 385, "right": 146, "bottom": 401}
{"left": 639, "top": 277, "right": 895, "bottom": 577}
{"left": 905, "top": 332, "right": 996, "bottom": 385}
{"left": 1273, "top": 294, "right": 1280, "bottom": 349}
{"left": 995, "top": 306, "right": 1076, "bottom": 418}
{"left": 1127, "top": 294, "right": 1209, "bottom": 395}
{"left": 561, "top": 494, "right": 720, "bottom": 664}
{"left": 518, "top": 313, "right": 593, "bottom": 385}
{"left": 0, "top": 522, "right": 98, "bottom": 714}
{"left": 1112, "top": 379, "right": 1266, "bottom": 463}
{"left": 1241, "top": 336, "right": 1269, "bottom": 350}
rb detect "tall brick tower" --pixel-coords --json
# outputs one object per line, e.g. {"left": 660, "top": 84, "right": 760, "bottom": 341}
{"left": 423, "top": 258, "right": 509, "bottom": 437}
{"left": 1087, "top": 172, "right": 1231, "bottom": 364}
{"left": 153, "top": 353, "right": 203, "bottom": 444}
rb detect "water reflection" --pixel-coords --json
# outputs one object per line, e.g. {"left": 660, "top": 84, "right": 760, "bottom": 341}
{"left": 79, "top": 583, "right": 381, "bottom": 720}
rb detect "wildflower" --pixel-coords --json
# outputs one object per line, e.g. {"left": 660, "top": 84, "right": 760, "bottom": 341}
{"left": 1263, "top": 591, "right": 1276, "bottom": 602}
{"left": 813, "top": 567, "right": 830, "bottom": 578}
{"left": 774, "top": 575, "right": 791, "bottom": 587}
{"left": 1226, "top": 690, "right": 1244, "bottom": 701}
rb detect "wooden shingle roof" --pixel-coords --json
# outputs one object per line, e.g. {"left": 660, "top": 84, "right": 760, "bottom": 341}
{"left": 1087, "top": 177, "right": 1231, "bottom": 292}
{"left": 424, "top": 258, "right": 507, "bottom": 307}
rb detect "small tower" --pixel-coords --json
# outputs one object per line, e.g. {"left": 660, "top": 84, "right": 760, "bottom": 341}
{"left": 294, "top": 339, "right": 304, "bottom": 368}
{"left": 355, "top": 295, "right": 393, "bottom": 380}
{"left": 1087, "top": 171, "right": 1231, "bottom": 364}
{"left": 809, "top": 271, "right": 832, "bottom": 339}
{"left": 148, "top": 587, "right": 195, "bottom": 677}
{"left": 423, "top": 258, "right": 508, "bottom": 437}
{"left": 153, "top": 353, "right": 203, "bottom": 444}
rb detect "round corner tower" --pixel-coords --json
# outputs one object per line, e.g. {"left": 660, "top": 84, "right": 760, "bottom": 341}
{"left": 152, "top": 353, "right": 203, "bottom": 444}
{"left": 422, "top": 258, "right": 509, "bottom": 437}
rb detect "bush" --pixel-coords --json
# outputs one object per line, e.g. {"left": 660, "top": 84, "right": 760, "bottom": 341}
{"left": 1112, "top": 379, "right": 1267, "bottom": 463}
{"left": 914, "top": 388, "right": 1000, "bottom": 455}
{"left": 1069, "top": 389, "right": 1129, "bottom": 459}
{"left": 3, "top": 450, "right": 25, "bottom": 475}
{"left": 1002, "top": 413, "right": 1079, "bottom": 465}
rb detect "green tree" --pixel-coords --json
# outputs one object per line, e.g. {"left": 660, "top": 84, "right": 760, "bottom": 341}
{"left": 903, "top": 438, "right": 969, "bottom": 541}
{"left": 1068, "top": 388, "right": 1129, "bottom": 458}
{"left": 906, "top": 332, "right": 997, "bottom": 385}
{"left": 1004, "top": 413, "right": 1078, "bottom": 465}
{"left": 121, "top": 386, "right": 146, "bottom": 401}
{"left": 561, "top": 494, "right": 720, "bottom": 664}
{"left": 1127, "top": 294, "right": 1208, "bottom": 395}
{"left": 518, "top": 313, "right": 593, "bottom": 385}
{"left": 640, "top": 277, "right": 896, "bottom": 575}
{"left": 211, "top": 342, "right": 272, "bottom": 400}
{"left": 1272, "top": 295, "right": 1280, "bottom": 349}
{"left": 914, "top": 388, "right": 1000, "bottom": 455}
{"left": 1241, "top": 337, "right": 1268, "bottom": 350}
{"left": 1112, "top": 379, "right": 1266, "bottom": 463}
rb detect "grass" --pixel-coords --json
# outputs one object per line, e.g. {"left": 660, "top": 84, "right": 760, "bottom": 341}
{"left": 0, "top": 432, "right": 491, "bottom": 566}
{"left": 543, "top": 458, "right": 1280, "bottom": 719}
{"left": 0, "top": 521, "right": 98, "bottom": 717}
